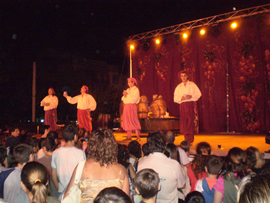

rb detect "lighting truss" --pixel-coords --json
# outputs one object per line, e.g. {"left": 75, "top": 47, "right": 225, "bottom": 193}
{"left": 128, "top": 3, "right": 270, "bottom": 42}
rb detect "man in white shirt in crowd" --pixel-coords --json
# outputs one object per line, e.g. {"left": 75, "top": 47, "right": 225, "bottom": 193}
{"left": 51, "top": 124, "right": 86, "bottom": 198}
{"left": 64, "top": 85, "right": 97, "bottom": 133}
{"left": 137, "top": 132, "right": 186, "bottom": 203}
{"left": 40, "top": 88, "right": 58, "bottom": 131}
{"left": 174, "top": 70, "right": 202, "bottom": 144}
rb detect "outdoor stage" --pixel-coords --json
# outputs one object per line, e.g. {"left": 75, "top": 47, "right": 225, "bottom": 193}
{"left": 114, "top": 132, "right": 270, "bottom": 157}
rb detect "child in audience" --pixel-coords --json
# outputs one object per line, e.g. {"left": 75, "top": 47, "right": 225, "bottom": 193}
{"left": 196, "top": 156, "right": 223, "bottom": 203}
{"left": 134, "top": 168, "right": 160, "bottom": 203}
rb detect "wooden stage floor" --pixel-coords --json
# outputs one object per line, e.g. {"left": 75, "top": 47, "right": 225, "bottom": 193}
{"left": 114, "top": 132, "right": 270, "bottom": 157}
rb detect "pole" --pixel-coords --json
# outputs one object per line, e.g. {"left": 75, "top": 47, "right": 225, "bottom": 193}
{"left": 226, "top": 63, "right": 229, "bottom": 133}
{"left": 32, "top": 62, "right": 36, "bottom": 122}
{"left": 130, "top": 48, "right": 132, "bottom": 77}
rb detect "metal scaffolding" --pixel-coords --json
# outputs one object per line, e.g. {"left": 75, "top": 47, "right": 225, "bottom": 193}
{"left": 128, "top": 3, "right": 270, "bottom": 42}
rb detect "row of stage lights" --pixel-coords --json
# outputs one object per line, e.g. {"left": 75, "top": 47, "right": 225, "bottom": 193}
{"left": 129, "top": 22, "right": 238, "bottom": 49}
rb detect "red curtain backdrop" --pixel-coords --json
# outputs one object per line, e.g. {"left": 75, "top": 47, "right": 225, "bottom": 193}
{"left": 132, "top": 13, "right": 270, "bottom": 133}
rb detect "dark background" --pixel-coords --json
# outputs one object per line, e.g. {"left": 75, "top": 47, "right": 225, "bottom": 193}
{"left": 1, "top": 0, "right": 269, "bottom": 127}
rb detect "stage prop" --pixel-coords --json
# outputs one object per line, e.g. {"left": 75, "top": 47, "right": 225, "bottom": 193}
{"left": 140, "top": 117, "right": 179, "bottom": 133}
{"left": 128, "top": 4, "right": 270, "bottom": 134}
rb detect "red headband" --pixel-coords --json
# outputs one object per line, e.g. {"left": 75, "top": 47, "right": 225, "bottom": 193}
{"left": 82, "top": 85, "right": 89, "bottom": 93}
{"left": 128, "top": 77, "right": 137, "bottom": 85}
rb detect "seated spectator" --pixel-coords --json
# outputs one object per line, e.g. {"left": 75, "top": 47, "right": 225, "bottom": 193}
{"left": 245, "top": 146, "right": 265, "bottom": 174}
{"left": 38, "top": 136, "right": 58, "bottom": 197}
{"left": 185, "top": 191, "right": 205, "bottom": 203}
{"left": 0, "top": 145, "right": 7, "bottom": 172}
{"left": 138, "top": 132, "right": 186, "bottom": 203}
{"left": 180, "top": 141, "right": 195, "bottom": 162}
{"left": 128, "top": 140, "right": 142, "bottom": 171}
{"left": 94, "top": 187, "right": 132, "bottom": 203}
{"left": 134, "top": 169, "right": 160, "bottom": 203}
{"left": 213, "top": 147, "right": 247, "bottom": 203}
{"left": 187, "top": 142, "right": 211, "bottom": 192}
{"left": 51, "top": 124, "right": 86, "bottom": 197}
{"left": 142, "top": 143, "right": 150, "bottom": 157}
{"left": 165, "top": 131, "right": 190, "bottom": 165}
{"left": 196, "top": 156, "right": 223, "bottom": 203}
{"left": 237, "top": 173, "right": 270, "bottom": 203}
{"left": 4, "top": 143, "right": 33, "bottom": 203}
{"left": 21, "top": 162, "right": 60, "bottom": 203}
{"left": 63, "top": 129, "right": 129, "bottom": 202}
{"left": 166, "top": 143, "right": 180, "bottom": 163}
{"left": 5, "top": 126, "right": 20, "bottom": 156}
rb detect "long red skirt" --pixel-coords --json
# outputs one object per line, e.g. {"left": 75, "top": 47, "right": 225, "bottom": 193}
{"left": 45, "top": 108, "right": 57, "bottom": 131}
{"left": 179, "top": 101, "right": 198, "bottom": 143}
{"left": 123, "top": 104, "right": 141, "bottom": 131}
{"left": 77, "top": 109, "right": 92, "bottom": 133}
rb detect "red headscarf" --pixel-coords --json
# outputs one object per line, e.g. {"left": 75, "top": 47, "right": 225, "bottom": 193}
{"left": 82, "top": 85, "right": 89, "bottom": 93}
{"left": 127, "top": 77, "right": 137, "bottom": 85}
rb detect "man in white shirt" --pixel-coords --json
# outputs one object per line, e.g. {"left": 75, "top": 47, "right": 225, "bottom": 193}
{"left": 174, "top": 71, "right": 202, "bottom": 144}
{"left": 138, "top": 132, "right": 186, "bottom": 203}
{"left": 64, "top": 85, "right": 97, "bottom": 133}
{"left": 41, "top": 88, "right": 58, "bottom": 131}
{"left": 51, "top": 124, "right": 86, "bottom": 198}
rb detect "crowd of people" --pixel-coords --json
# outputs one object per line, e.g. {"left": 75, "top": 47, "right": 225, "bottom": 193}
{"left": 0, "top": 124, "right": 269, "bottom": 203}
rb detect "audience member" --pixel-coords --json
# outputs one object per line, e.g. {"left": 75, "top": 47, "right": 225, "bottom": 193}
{"left": 21, "top": 162, "right": 60, "bottom": 203}
{"left": 134, "top": 169, "right": 160, "bottom": 203}
{"left": 185, "top": 191, "right": 205, "bottom": 203}
{"left": 237, "top": 173, "right": 270, "bottom": 203}
{"left": 40, "top": 125, "right": 51, "bottom": 139}
{"left": 5, "top": 126, "right": 20, "bottom": 155}
{"left": 63, "top": 129, "right": 129, "bottom": 202}
{"left": 187, "top": 142, "right": 211, "bottom": 192}
{"left": 180, "top": 141, "right": 194, "bottom": 162}
{"left": 165, "top": 131, "right": 190, "bottom": 165}
{"left": 142, "top": 143, "right": 150, "bottom": 157}
{"left": 128, "top": 140, "right": 142, "bottom": 171}
{"left": 245, "top": 146, "right": 265, "bottom": 174}
{"left": 138, "top": 132, "right": 186, "bottom": 203}
{"left": 51, "top": 124, "right": 86, "bottom": 197}
{"left": 94, "top": 187, "right": 132, "bottom": 203}
{"left": 0, "top": 146, "right": 7, "bottom": 172}
{"left": 213, "top": 147, "right": 247, "bottom": 203}
{"left": 196, "top": 156, "right": 223, "bottom": 203}
{"left": 38, "top": 136, "right": 58, "bottom": 197}
{"left": 4, "top": 144, "right": 33, "bottom": 203}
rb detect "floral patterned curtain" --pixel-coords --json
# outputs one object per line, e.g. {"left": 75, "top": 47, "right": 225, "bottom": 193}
{"left": 132, "top": 13, "right": 270, "bottom": 133}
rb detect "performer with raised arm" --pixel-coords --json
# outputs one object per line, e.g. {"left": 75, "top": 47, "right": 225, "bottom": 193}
{"left": 40, "top": 88, "right": 58, "bottom": 131}
{"left": 63, "top": 85, "right": 96, "bottom": 133}
{"left": 122, "top": 78, "right": 141, "bottom": 140}
{"left": 174, "top": 70, "right": 201, "bottom": 144}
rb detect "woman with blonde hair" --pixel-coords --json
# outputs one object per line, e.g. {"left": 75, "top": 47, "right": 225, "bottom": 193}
{"left": 64, "top": 129, "right": 129, "bottom": 202}
{"left": 21, "top": 161, "right": 60, "bottom": 203}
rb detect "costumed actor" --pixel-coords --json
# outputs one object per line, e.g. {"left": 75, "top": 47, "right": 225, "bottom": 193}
{"left": 40, "top": 88, "right": 58, "bottom": 131}
{"left": 63, "top": 85, "right": 97, "bottom": 133}
{"left": 122, "top": 78, "right": 141, "bottom": 140}
{"left": 174, "top": 71, "right": 201, "bottom": 143}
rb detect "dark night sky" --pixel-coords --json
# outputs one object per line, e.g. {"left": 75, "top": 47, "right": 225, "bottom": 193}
{"left": 1, "top": 0, "right": 269, "bottom": 123}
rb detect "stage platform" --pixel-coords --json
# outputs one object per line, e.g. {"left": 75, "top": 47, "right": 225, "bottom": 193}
{"left": 114, "top": 132, "right": 270, "bottom": 158}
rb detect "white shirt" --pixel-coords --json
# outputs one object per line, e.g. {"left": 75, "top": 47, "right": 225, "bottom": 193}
{"left": 174, "top": 81, "right": 201, "bottom": 104}
{"left": 138, "top": 152, "right": 186, "bottom": 203}
{"left": 51, "top": 146, "right": 86, "bottom": 193}
{"left": 121, "top": 86, "right": 140, "bottom": 104}
{"left": 66, "top": 94, "right": 97, "bottom": 110}
{"left": 40, "top": 95, "right": 58, "bottom": 111}
{"left": 178, "top": 147, "right": 190, "bottom": 165}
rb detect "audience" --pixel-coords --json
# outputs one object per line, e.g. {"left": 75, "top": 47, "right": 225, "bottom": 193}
{"left": 138, "top": 132, "right": 186, "bottom": 203}
{"left": 196, "top": 156, "right": 223, "bottom": 203}
{"left": 94, "top": 187, "right": 132, "bottom": 203}
{"left": 21, "top": 161, "right": 60, "bottom": 203}
{"left": 4, "top": 144, "right": 33, "bottom": 203}
{"left": 134, "top": 169, "right": 160, "bottom": 203}
{"left": 238, "top": 172, "right": 270, "bottom": 203}
{"left": 213, "top": 147, "right": 247, "bottom": 203}
{"left": 185, "top": 191, "right": 205, "bottom": 203}
{"left": 187, "top": 142, "right": 211, "bottom": 192}
{"left": 64, "top": 129, "right": 129, "bottom": 202}
{"left": 127, "top": 140, "right": 142, "bottom": 171}
{"left": 51, "top": 124, "right": 86, "bottom": 198}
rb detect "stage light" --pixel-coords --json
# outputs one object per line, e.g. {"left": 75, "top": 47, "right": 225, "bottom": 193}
{"left": 233, "top": 7, "right": 236, "bottom": 11}
{"left": 130, "top": 45, "right": 134, "bottom": 50}
{"left": 200, "top": 29, "right": 205, "bottom": 35}
{"left": 231, "top": 22, "right": 237, "bottom": 29}
{"left": 183, "top": 33, "right": 188, "bottom": 39}
{"left": 155, "top": 39, "right": 160, "bottom": 44}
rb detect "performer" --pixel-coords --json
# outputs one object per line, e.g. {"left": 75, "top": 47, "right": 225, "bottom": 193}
{"left": 174, "top": 71, "right": 201, "bottom": 143}
{"left": 40, "top": 88, "right": 58, "bottom": 131}
{"left": 63, "top": 85, "right": 96, "bottom": 133}
{"left": 121, "top": 78, "right": 141, "bottom": 140}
